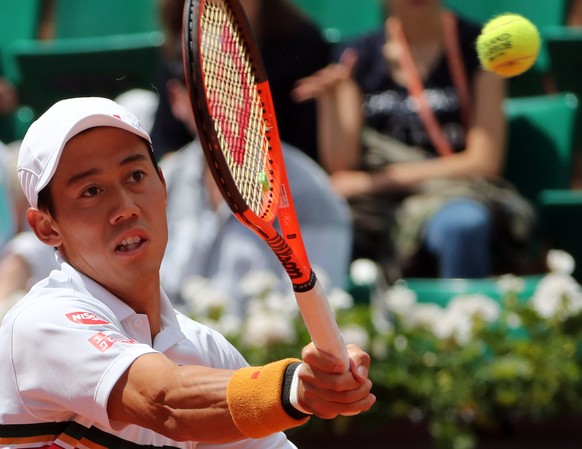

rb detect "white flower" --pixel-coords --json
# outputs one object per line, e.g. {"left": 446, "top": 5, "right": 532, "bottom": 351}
{"left": 341, "top": 324, "right": 369, "bottom": 350}
{"left": 349, "top": 258, "right": 379, "bottom": 285}
{"left": 403, "top": 302, "right": 445, "bottom": 332}
{"left": 384, "top": 284, "right": 417, "bottom": 317}
{"left": 430, "top": 294, "right": 501, "bottom": 345}
{"left": 371, "top": 335, "right": 390, "bottom": 360}
{"left": 394, "top": 335, "right": 408, "bottom": 352}
{"left": 264, "top": 291, "right": 297, "bottom": 316}
{"left": 327, "top": 288, "right": 354, "bottom": 311}
{"left": 423, "top": 352, "right": 438, "bottom": 367}
{"left": 546, "top": 249, "right": 575, "bottom": 275}
{"left": 447, "top": 294, "right": 501, "bottom": 324}
{"left": 497, "top": 274, "right": 525, "bottom": 295}
{"left": 433, "top": 308, "right": 472, "bottom": 344}
{"left": 212, "top": 314, "right": 243, "bottom": 337}
{"left": 240, "top": 270, "right": 281, "bottom": 298}
{"left": 242, "top": 309, "right": 296, "bottom": 347}
{"left": 531, "top": 273, "right": 582, "bottom": 320}
{"left": 506, "top": 312, "right": 522, "bottom": 329}
{"left": 181, "top": 276, "right": 230, "bottom": 318}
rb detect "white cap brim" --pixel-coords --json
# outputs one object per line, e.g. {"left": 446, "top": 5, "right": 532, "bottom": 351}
{"left": 17, "top": 97, "right": 153, "bottom": 208}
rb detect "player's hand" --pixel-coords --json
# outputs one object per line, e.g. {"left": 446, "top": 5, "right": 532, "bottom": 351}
{"left": 297, "top": 343, "right": 375, "bottom": 419}
{"left": 291, "top": 48, "right": 359, "bottom": 103}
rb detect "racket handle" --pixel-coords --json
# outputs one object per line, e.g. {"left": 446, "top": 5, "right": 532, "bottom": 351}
{"left": 293, "top": 278, "right": 350, "bottom": 370}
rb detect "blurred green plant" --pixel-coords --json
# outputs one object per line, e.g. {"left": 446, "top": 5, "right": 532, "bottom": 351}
{"left": 182, "top": 250, "right": 582, "bottom": 449}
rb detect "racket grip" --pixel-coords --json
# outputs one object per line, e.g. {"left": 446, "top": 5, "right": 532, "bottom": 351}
{"left": 293, "top": 278, "right": 350, "bottom": 371}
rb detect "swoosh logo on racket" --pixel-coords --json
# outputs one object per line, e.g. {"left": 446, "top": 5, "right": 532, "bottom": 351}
{"left": 208, "top": 24, "right": 253, "bottom": 166}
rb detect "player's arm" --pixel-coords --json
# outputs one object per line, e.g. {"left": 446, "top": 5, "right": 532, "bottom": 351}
{"left": 107, "top": 346, "right": 375, "bottom": 443}
{"left": 108, "top": 353, "right": 242, "bottom": 443}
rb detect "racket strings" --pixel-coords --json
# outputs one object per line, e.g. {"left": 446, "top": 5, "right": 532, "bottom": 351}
{"left": 201, "top": 0, "right": 273, "bottom": 217}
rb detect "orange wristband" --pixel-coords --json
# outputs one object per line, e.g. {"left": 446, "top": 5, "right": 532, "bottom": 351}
{"left": 227, "top": 358, "right": 310, "bottom": 438}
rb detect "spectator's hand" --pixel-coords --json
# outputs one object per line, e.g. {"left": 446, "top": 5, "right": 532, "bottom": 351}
{"left": 291, "top": 48, "right": 359, "bottom": 103}
{"left": 330, "top": 170, "right": 375, "bottom": 199}
{"left": 297, "top": 342, "right": 375, "bottom": 418}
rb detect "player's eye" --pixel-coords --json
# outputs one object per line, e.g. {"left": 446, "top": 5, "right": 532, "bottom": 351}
{"left": 129, "top": 170, "right": 146, "bottom": 183}
{"left": 81, "top": 186, "right": 102, "bottom": 198}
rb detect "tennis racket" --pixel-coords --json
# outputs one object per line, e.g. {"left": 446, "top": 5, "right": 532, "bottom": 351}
{"left": 182, "top": 0, "right": 349, "bottom": 366}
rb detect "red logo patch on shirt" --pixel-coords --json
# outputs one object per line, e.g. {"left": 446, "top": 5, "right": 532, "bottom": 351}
{"left": 66, "top": 311, "right": 110, "bottom": 325}
{"left": 89, "top": 332, "right": 137, "bottom": 352}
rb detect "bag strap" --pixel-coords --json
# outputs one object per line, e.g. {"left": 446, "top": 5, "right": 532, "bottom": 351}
{"left": 387, "top": 10, "right": 471, "bottom": 157}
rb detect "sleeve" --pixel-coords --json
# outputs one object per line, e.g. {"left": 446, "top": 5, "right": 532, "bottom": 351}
{"left": 9, "top": 296, "right": 158, "bottom": 426}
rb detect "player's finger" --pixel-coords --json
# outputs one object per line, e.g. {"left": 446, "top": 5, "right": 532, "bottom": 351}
{"left": 347, "top": 345, "right": 371, "bottom": 382}
{"left": 298, "top": 361, "right": 369, "bottom": 393}
{"left": 301, "top": 341, "right": 348, "bottom": 374}
{"left": 301, "top": 375, "right": 373, "bottom": 402}
{"left": 300, "top": 391, "right": 376, "bottom": 420}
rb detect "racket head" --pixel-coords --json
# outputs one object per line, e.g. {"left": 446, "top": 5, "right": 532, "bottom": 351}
{"left": 182, "top": 0, "right": 284, "bottom": 225}
{"left": 182, "top": 0, "right": 348, "bottom": 364}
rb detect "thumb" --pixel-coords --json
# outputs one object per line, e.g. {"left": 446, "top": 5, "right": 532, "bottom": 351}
{"left": 339, "top": 48, "right": 359, "bottom": 76}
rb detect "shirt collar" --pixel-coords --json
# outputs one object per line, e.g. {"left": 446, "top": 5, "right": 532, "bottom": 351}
{"left": 57, "top": 254, "right": 185, "bottom": 350}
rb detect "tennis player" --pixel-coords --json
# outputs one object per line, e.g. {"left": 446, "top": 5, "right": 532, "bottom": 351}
{"left": 0, "top": 97, "right": 375, "bottom": 448}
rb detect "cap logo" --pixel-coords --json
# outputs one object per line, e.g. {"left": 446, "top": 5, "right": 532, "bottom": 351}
{"left": 113, "top": 114, "right": 121, "bottom": 119}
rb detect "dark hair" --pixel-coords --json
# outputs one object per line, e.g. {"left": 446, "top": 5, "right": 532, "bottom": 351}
{"left": 37, "top": 183, "right": 55, "bottom": 216}
{"left": 36, "top": 138, "right": 160, "bottom": 216}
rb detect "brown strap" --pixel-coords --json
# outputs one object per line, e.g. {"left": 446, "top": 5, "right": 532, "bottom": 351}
{"left": 388, "top": 11, "right": 471, "bottom": 157}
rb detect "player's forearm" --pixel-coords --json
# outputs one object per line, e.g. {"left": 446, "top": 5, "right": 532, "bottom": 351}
{"left": 108, "top": 354, "right": 242, "bottom": 443}
{"left": 108, "top": 354, "right": 311, "bottom": 443}
{"left": 155, "top": 365, "right": 243, "bottom": 443}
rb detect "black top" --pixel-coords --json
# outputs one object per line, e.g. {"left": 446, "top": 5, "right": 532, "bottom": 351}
{"left": 339, "top": 15, "right": 481, "bottom": 156}
{"left": 151, "top": 12, "right": 331, "bottom": 163}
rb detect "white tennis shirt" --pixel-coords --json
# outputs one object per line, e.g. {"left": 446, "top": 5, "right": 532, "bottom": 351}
{"left": 0, "top": 256, "right": 297, "bottom": 449}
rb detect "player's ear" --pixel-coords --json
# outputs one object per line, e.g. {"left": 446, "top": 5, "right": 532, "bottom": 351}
{"left": 26, "top": 208, "right": 62, "bottom": 247}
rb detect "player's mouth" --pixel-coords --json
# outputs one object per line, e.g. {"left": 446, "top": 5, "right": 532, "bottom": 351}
{"left": 116, "top": 236, "right": 146, "bottom": 253}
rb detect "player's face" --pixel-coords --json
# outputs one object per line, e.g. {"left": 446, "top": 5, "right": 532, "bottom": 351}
{"left": 45, "top": 127, "right": 168, "bottom": 302}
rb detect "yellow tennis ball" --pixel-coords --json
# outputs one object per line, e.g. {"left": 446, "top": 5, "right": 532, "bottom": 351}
{"left": 476, "top": 13, "right": 541, "bottom": 78}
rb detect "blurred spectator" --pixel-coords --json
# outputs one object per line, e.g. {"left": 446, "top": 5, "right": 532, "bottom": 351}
{"left": 150, "top": 0, "right": 331, "bottom": 163}
{"left": 0, "top": 142, "right": 15, "bottom": 248}
{"left": 159, "top": 58, "right": 352, "bottom": 315}
{"left": 565, "top": 0, "right": 582, "bottom": 189}
{"left": 0, "top": 231, "right": 58, "bottom": 303}
{"left": 0, "top": 79, "right": 18, "bottom": 116}
{"left": 147, "top": 0, "right": 194, "bottom": 159}
{"left": 0, "top": 0, "right": 55, "bottom": 117}
{"left": 293, "top": 0, "right": 534, "bottom": 282}
{"left": 0, "top": 141, "right": 58, "bottom": 304}
{"left": 567, "top": 0, "right": 582, "bottom": 26}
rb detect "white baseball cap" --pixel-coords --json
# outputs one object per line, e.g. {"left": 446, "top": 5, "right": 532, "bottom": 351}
{"left": 17, "top": 97, "right": 153, "bottom": 208}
